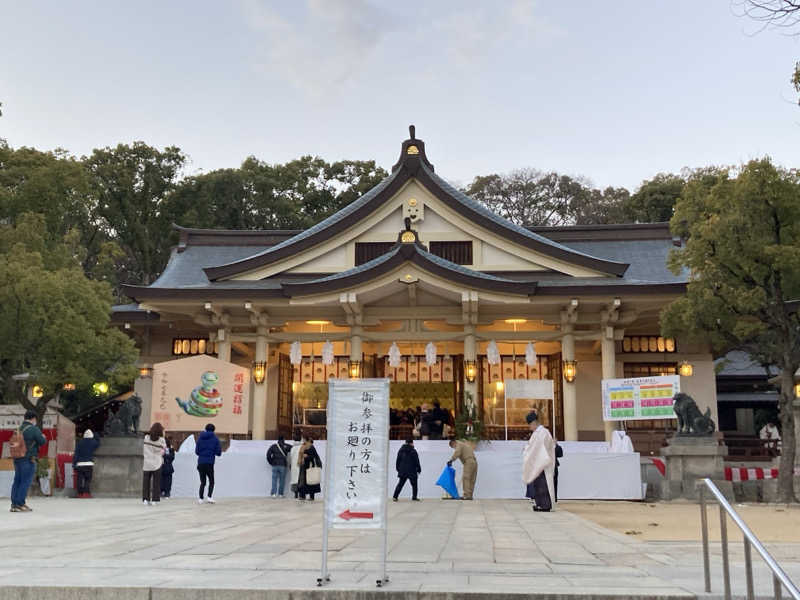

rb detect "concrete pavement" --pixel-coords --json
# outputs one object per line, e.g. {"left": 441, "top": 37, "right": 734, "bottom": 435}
{"left": 0, "top": 497, "right": 798, "bottom": 599}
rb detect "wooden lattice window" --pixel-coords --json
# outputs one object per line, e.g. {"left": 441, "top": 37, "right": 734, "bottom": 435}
{"left": 355, "top": 242, "right": 395, "bottom": 266}
{"left": 429, "top": 241, "right": 473, "bottom": 265}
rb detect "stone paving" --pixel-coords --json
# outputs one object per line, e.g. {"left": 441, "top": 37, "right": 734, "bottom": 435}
{"left": 1, "top": 497, "right": 799, "bottom": 599}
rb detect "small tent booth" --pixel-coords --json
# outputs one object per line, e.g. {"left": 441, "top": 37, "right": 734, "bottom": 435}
{"left": 116, "top": 127, "right": 720, "bottom": 500}
{"left": 0, "top": 404, "right": 74, "bottom": 496}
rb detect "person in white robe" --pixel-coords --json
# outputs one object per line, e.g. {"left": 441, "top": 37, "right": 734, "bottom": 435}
{"left": 522, "top": 411, "right": 556, "bottom": 512}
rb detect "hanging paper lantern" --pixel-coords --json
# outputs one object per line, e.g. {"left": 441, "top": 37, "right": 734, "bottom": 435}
{"left": 425, "top": 341, "right": 437, "bottom": 366}
{"left": 321, "top": 341, "right": 334, "bottom": 365}
{"left": 289, "top": 341, "right": 302, "bottom": 365}
{"left": 487, "top": 340, "right": 501, "bottom": 365}
{"left": 388, "top": 342, "right": 401, "bottom": 368}
{"left": 525, "top": 342, "right": 537, "bottom": 368}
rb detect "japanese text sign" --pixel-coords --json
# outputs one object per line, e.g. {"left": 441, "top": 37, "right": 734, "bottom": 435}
{"left": 602, "top": 375, "right": 680, "bottom": 421}
{"left": 325, "top": 379, "right": 390, "bottom": 530}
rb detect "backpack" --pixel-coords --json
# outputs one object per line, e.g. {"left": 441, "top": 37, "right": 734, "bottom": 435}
{"left": 9, "top": 423, "right": 30, "bottom": 459}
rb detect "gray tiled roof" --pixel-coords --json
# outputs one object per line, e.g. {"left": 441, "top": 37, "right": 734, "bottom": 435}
{"left": 715, "top": 351, "right": 778, "bottom": 377}
{"left": 206, "top": 170, "right": 401, "bottom": 272}
{"left": 150, "top": 246, "right": 272, "bottom": 288}
{"left": 556, "top": 239, "right": 687, "bottom": 283}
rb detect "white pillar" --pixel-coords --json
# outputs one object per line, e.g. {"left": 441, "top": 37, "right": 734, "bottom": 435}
{"left": 463, "top": 330, "right": 477, "bottom": 411}
{"left": 252, "top": 328, "right": 268, "bottom": 440}
{"left": 217, "top": 328, "right": 231, "bottom": 363}
{"left": 601, "top": 329, "right": 617, "bottom": 442}
{"left": 562, "top": 325, "right": 578, "bottom": 441}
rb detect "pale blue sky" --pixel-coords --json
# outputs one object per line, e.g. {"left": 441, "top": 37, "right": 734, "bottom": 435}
{"left": 1, "top": 1, "right": 797, "bottom": 190}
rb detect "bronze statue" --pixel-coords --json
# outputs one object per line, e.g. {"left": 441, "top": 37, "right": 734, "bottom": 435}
{"left": 103, "top": 394, "right": 143, "bottom": 436}
{"left": 673, "top": 392, "right": 715, "bottom": 435}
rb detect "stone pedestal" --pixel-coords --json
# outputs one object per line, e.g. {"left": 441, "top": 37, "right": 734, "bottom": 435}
{"left": 659, "top": 435, "right": 734, "bottom": 501}
{"left": 93, "top": 435, "right": 143, "bottom": 496}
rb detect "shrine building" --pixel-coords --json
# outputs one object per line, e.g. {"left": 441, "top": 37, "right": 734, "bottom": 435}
{"left": 117, "top": 127, "right": 716, "bottom": 445}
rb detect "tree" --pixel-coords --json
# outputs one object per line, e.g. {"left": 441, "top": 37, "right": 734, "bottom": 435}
{"left": 0, "top": 213, "right": 138, "bottom": 422}
{"left": 85, "top": 142, "right": 186, "bottom": 286}
{"left": 464, "top": 168, "right": 630, "bottom": 226}
{"left": 661, "top": 158, "right": 800, "bottom": 502}
{"left": 738, "top": 1, "right": 800, "bottom": 104}
{"left": 167, "top": 156, "right": 387, "bottom": 231}
{"left": 623, "top": 173, "right": 685, "bottom": 223}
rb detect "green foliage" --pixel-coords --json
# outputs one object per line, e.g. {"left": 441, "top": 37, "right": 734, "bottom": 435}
{"left": 454, "top": 393, "right": 484, "bottom": 441}
{"left": 84, "top": 142, "right": 186, "bottom": 286}
{"left": 624, "top": 173, "right": 686, "bottom": 223}
{"left": 0, "top": 213, "right": 138, "bottom": 419}
{"left": 794, "top": 61, "right": 800, "bottom": 105}
{"left": 661, "top": 158, "right": 800, "bottom": 501}
{"left": 167, "top": 156, "right": 387, "bottom": 231}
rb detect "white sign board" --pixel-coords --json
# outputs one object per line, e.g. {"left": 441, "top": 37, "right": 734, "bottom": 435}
{"left": 324, "top": 378, "right": 390, "bottom": 530}
{"left": 602, "top": 375, "right": 680, "bottom": 421}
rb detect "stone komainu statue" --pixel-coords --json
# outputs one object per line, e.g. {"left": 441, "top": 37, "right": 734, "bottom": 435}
{"left": 105, "top": 394, "right": 143, "bottom": 435}
{"left": 673, "top": 392, "right": 715, "bottom": 435}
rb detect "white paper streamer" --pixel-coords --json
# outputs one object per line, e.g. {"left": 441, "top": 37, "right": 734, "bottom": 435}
{"left": 525, "top": 342, "right": 537, "bottom": 368}
{"left": 388, "top": 342, "right": 401, "bottom": 368}
{"left": 425, "top": 341, "right": 437, "bottom": 366}
{"left": 289, "top": 341, "right": 302, "bottom": 365}
{"left": 322, "top": 341, "right": 334, "bottom": 365}
{"left": 486, "top": 340, "right": 500, "bottom": 365}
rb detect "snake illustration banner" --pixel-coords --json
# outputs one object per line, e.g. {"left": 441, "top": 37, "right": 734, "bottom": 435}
{"left": 152, "top": 355, "right": 251, "bottom": 433}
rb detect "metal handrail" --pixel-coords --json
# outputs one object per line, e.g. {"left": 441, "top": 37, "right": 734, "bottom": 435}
{"left": 699, "top": 477, "right": 800, "bottom": 600}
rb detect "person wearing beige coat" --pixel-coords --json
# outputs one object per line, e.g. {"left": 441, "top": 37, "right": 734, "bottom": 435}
{"left": 448, "top": 440, "right": 477, "bottom": 500}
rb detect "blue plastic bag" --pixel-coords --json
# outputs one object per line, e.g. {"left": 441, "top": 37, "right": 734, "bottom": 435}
{"left": 435, "top": 464, "right": 460, "bottom": 499}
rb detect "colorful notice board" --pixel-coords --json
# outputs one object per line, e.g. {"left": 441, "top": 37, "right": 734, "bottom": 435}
{"left": 601, "top": 375, "right": 680, "bottom": 421}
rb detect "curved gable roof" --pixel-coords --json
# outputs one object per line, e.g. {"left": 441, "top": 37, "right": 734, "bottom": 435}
{"left": 203, "top": 128, "right": 629, "bottom": 281}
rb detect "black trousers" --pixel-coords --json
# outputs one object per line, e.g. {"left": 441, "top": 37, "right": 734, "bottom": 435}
{"left": 526, "top": 472, "right": 552, "bottom": 511}
{"left": 76, "top": 466, "right": 93, "bottom": 494}
{"left": 393, "top": 474, "right": 418, "bottom": 499}
{"left": 198, "top": 463, "right": 215, "bottom": 498}
{"left": 554, "top": 466, "right": 559, "bottom": 502}
{"left": 142, "top": 468, "right": 161, "bottom": 502}
{"left": 161, "top": 473, "right": 173, "bottom": 497}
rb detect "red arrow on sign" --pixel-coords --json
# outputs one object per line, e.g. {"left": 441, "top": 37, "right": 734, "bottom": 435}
{"left": 339, "top": 509, "right": 374, "bottom": 520}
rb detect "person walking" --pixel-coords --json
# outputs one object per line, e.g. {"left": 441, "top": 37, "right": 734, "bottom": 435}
{"left": 195, "top": 423, "right": 221, "bottom": 504}
{"left": 289, "top": 431, "right": 304, "bottom": 499}
{"left": 160, "top": 438, "right": 175, "bottom": 498}
{"left": 73, "top": 429, "right": 100, "bottom": 498}
{"left": 297, "top": 437, "right": 322, "bottom": 501}
{"left": 142, "top": 423, "right": 166, "bottom": 506}
{"left": 9, "top": 410, "right": 47, "bottom": 512}
{"left": 266, "top": 435, "right": 292, "bottom": 498}
{"left": 393, "top": 437, "right": 421, "bottom": 501}
{"left": 522, "top": 411, "right": 556, "bottom": 512}
{"left": 447, "top": 438, "right": 478, "bottom": 500}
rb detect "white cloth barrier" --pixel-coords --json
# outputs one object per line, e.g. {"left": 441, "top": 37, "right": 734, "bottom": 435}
{"left": 168, "top": 440, "right": 641, "bottom": 500}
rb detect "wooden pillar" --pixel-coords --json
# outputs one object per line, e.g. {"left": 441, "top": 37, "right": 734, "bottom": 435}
{"left": 217, "top": 328, "right": 231, "bottom": 363}
{"left": 601, "top": 329, "right": 618, "bottom": 442}
{"left": 252, "top": 327, "right": 268, "bottom": 440}
{"left": 562, "top": 325, "right": 578, "bottom": 441}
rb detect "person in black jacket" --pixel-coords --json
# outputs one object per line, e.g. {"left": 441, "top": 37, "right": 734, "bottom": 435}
{"left": 266, "top": 436, "right": 292, "bottom": 497}
{"left": 73, "top": 429, "right": 101, "bottom": 498}
{"left": 161, "top": 438, "right": 175, "bottom": 498}
{"left": 297, "top": 439, "right": 322, "bottom": 501}
{"left": 393, "top": 438, "right": 422, "bottom": 501}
